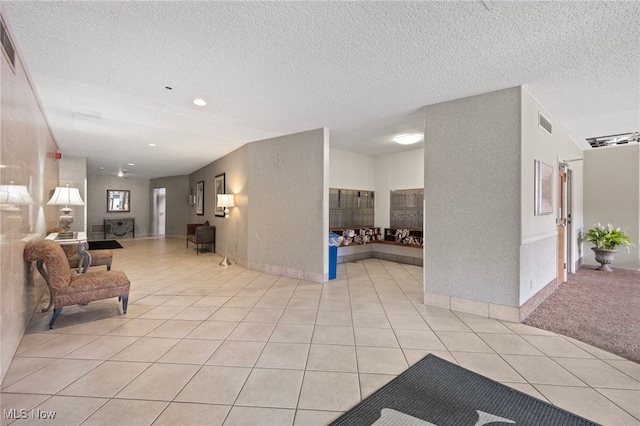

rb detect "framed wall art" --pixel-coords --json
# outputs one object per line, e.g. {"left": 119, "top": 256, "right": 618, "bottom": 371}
{"left": 534, "top": 160, "right": 553, "bottom": 216}
{"left": 196, "top": 181, "right": 204, "bottom": 215}
{"left": 107, "top": 189, "right": 130, "bottom": 213}
{"left": 215, "top": 173, "right": 225, "bottom": 217}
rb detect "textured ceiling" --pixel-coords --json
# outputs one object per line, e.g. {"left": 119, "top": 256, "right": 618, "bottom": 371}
{"left": 2, "top": 1, "right": 639, "bottom": 178}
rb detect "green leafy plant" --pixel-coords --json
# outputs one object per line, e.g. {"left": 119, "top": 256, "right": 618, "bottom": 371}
{"left": 583, "top": 223, "right": 634, "bottom": 252}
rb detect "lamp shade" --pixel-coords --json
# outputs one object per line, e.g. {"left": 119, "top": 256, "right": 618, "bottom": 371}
{"left": 0, "top": 184, "right": 34, "bottom": 205}
{"left": 47, "top": 185, "right": 84, "bottom": 206}
{"left": 217, "top": 194, "right": 235, "bottom": 208}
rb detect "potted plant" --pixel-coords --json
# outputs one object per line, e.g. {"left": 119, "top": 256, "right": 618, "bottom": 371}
{"left": 583, "top": 223, "right": 634, "bottom": 272}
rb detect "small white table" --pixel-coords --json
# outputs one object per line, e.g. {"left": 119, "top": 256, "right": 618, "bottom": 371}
{"left": 39, "top": 232, "right": 92, "bottom": 312}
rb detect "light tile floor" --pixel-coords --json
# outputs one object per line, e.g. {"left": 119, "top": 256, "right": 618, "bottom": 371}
{"left": 2, "top": 238, "right": 639, "bottom": 425}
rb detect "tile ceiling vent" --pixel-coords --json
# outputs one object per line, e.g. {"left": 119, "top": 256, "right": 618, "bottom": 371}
{"left": 538, "top": 112, "right": 552, "bottom": 135}
{"left": 0, "top": 16, "right": 16, "bottom": 72}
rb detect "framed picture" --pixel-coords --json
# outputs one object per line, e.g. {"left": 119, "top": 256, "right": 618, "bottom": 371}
{"left": 534, "top": 160, "right": 553, "bottom": 215}
{"left": 215, "top": 173, "right": 225, "bottom": 217}
{"left": 107, "top": 189, "right": 130, "bottom": 212}
{"left": 196, "top": 181, "right": 204, "bottom": 215}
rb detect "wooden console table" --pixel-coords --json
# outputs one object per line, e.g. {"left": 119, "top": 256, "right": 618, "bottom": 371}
{"left": 104, "top": 218, "right": 135, "bottom": 239}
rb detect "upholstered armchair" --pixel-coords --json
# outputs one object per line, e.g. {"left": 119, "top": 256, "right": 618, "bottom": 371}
{"left": 65, "top": 245, "right": 113, "bottom": 271}
{"left": 24, "top": 239, "right": 130, "bottom": 329}
{"left": 187, "top": 221, "right": 216, "bottom": 255}
{"left": 48, "top": 228, "right": 113, "bottom": 271}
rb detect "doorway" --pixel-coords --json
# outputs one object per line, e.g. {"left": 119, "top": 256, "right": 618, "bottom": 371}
{"left": 557, "top": 164, "right": 568, "bottom": 283}
{"left": 153, "top": 187, "right": 166, "bottom": 237}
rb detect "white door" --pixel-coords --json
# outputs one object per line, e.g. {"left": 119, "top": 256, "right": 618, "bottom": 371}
{"left": 153, "top": 188, "right": 166, "bottom": 237}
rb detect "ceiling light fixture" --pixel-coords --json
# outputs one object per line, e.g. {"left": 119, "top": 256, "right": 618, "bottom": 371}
{"left": 148, "top": 143, "right": 157, "bottom": 147}
{"left": 128, "top": 163, "right": 135, "bottom": 166}
{"left": 193, "top": 98, "right": 207, "bottom": 106}
{"left": 98, "top": 167, "right": 104, "bottom": 170}
{"left": 394, "top": 133, "right": 423, "bottom": 145}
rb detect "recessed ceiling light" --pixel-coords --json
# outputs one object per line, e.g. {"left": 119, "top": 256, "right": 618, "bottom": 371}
{"left": 193, "top": 98, "right": 207, "bottom": 106}
{"left": 98, "top": 166, "right": 105, "bottom": 170}
{"left": 128, "top": 163, "right": 135, "bottom": 166}
{"left": 148, "top": 143, "right": 157, "bottom": 147}
{"left": 117, "top": 172, "right": 124, "bottom": 177}
{"left": 394, "top": 133, "right": 423, "bottom": 145}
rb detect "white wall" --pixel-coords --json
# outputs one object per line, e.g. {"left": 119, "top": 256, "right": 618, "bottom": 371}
{"left": 330, "top": 148, "right": 424, "bottom": 230}
{"left": 329, "top": 148, "right": 375, "bottom": 190}
{"left": 0, "top": 11, "right": 59, "bottom": 381}
{"left": 375, "top": 149, "right": 424, "bottom": 229}
{"left": 584, "top": 144, "right": 639, "bottom": 270}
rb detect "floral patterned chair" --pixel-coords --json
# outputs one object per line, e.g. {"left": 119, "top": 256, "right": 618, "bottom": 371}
{"left": 24, "top": 239, "right": 130, "bottom": 329}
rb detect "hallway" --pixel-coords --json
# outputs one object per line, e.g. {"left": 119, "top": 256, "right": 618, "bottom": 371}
{"left": 2, "top": 238, "right": 638, "bottom": 425}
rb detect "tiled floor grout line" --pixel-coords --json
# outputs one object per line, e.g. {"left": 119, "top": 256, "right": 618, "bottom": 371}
{"left": 4, "top": 239, "right": 639, "bottom": 425}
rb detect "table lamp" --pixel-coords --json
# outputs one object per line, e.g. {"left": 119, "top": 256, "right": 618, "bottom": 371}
{"left": 47, "top": 183, "right": 85, "bottom": 231}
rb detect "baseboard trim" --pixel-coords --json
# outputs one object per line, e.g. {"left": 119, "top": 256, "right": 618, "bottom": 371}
{"left": 519, "top": 277, "right": 558, "bottom": 322}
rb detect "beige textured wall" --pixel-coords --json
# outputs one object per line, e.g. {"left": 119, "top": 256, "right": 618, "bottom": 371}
{"left": 0, "top": 13, "right": 59, "bottom": 381}
{"left": 189, "top": 144, "right": 249, "bottom": 264}
{"left": 150, "top": 175, "right": 190, "bottom": 238}
{"left": 584, "top": 144, "right": 639, "bottom": 269}
{"left": 87, "top": 174, "right": 151, "bottom": 239}
{"left": 424, "top": 87, "right": 522, "bottom": 307}
{"left": 247, "top": 128, "right": 328, "bottom": 282}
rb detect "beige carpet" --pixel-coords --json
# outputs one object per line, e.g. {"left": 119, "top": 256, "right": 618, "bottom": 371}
{"left": 524, "top": 266, "right": 640, "bottom": 363}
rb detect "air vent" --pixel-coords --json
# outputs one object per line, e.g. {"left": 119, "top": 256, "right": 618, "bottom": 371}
{"left": 538, "top": 112, "right": 552, "bottom": 135}
{"left": 0, "top": 16, "right": 16, "bottom": 72}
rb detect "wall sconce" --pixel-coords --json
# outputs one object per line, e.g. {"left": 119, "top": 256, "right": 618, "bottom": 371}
{"left": 47, "top": 184, "right": 85, "bottom": 232}
{"left": 188, "top": 194, "right": 196, "bottom": 206}
{"left": 216, "top": 193, "right": 235, "bottom": 266}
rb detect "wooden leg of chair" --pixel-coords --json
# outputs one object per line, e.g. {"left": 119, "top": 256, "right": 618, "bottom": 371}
{"left": 121, "top": 295, "right": 128, "bottom": 314}
{"left": 49, "top": 307, "right": 62, "bottom": 329}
